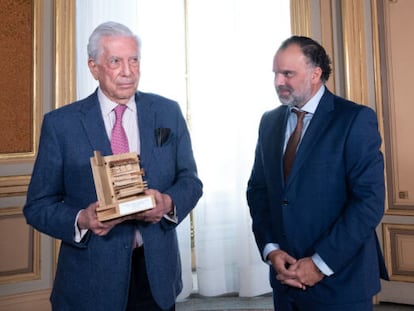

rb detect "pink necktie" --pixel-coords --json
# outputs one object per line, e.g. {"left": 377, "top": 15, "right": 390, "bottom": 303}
{"left": 111, "top": 105, "right": 129, "bottom": 154}
{"left": 111, "top": 105, "right": 137, "bottom": 248}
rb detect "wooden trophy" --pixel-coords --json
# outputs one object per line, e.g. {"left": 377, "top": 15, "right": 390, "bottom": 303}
{"left": 90, "top": 151, "right": 155, "bottom": 221}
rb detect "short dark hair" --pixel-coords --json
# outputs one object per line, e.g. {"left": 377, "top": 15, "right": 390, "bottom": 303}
{"left": 279, "top": 36, "right": 332, "bottom": 83}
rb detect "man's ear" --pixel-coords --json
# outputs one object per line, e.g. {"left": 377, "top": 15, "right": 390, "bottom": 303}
{"left": 311, "top": 66, "right": 323, "bottom": 83}
{"left": 88, "top": 59, "right": 99, "bottom": 80}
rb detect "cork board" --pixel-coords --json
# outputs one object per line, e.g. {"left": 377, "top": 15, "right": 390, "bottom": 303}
{"left": 0, "top": 0, "right": 34, "bottom": 154}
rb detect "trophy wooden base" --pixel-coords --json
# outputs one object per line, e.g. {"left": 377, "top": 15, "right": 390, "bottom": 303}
{"left": 90, "top": 151, "right": 155, "bottom": 222}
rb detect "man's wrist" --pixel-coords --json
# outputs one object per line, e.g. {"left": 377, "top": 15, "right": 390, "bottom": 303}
{"left": 164, "top": 205, "right": 177, "bottom": 223}
{"left": 263, "top": 243, "right": 280, "bottom": 263}
{"left": 167, "top": 207, "right": 175, "bottom": 217}
{"left": 74, "top": 210, "right": 89, "bottom": 242}
{"left": 311, "top": 253, "right": 334, "bottom": 276}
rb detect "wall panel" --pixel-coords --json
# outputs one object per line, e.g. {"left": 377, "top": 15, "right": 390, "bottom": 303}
{"left": 0, "top": 0, "right": 42, "bottom": 161}
{"left": 0, "top": 207, "right": 40, "bottom": 284}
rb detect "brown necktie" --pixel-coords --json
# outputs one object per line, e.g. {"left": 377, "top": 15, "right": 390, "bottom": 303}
{"left": 283, "top": 109, "right": 307, "bottom": 181}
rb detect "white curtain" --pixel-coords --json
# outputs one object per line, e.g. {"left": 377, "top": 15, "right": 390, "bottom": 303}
{"left": 76, "top": 0, "right": 290, "bottom": 300}
{"left": 187, "top": 0, "right": 290, "bottom": 297}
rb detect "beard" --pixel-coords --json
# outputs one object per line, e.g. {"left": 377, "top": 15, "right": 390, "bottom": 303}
{"left": 276, "top": 86, "right": 294, "bottom": 105}
{"left": 276, "top": 84, "right": 312, "bottom": 107}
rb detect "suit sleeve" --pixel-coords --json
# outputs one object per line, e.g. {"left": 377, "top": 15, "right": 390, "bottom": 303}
{"left": 246, "top": 115, "right": 276, "bottom": 258}
{"left": 161, "top": 104, "right": 203, "bottom": 229}
{"left": 23, "top": 114, "right": 85, "bottom": 245}
{"left": 314, "top": 107, "right": 385, "bottom": 272}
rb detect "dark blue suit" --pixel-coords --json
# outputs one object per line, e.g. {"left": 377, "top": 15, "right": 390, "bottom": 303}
{"left": 247, "top": 89, "right": 388, "bottom": 308}
{"left": 24, "top": 90, "right": 202, "bottom": 310}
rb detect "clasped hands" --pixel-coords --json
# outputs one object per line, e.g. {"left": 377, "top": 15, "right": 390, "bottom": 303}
{"left": 77, "top": 189, "right": 173, "bottom": 236}
{"left": 268, "top": 249, "right": 324, "bottom": 290}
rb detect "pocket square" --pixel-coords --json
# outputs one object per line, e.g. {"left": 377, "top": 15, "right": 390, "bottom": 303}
{"left": 155, "top": 128, "right": 171, "bottom": 146}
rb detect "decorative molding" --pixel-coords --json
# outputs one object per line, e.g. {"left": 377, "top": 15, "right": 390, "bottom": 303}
{"left": 54, "top": 0, "right": 76, "bottom": 108}
{"left": 371, "top": 0, "right": 386, "bottom": 288}
{"left": 290, "top": 0, "right": 311, "bottom": 36}
{"left": 0, "top": 207, "right": 41, "bottom": 284}
{"left": 319, "top": 0, "right": 336, "bottom": 93}
{"left": 371, "top": 0, "right": 386, "bottom": 154}
{"left": 0, "top": 289, "right": 51, "bottom": 311}
{"left": 373, "top": 0, "right": 414, "bottom": 216}
{"left": 383, "top": 223, "right": 414, "bottom": 282}
{"left": 52, "top": 0, "right": 75, "bottom": 271}
{"left": 0, "top": 0, "right": 42, "bottom": 162}
{"left": 341, "top": 0, "right": 369, "bottom": 105}
{"left": 0, "top": 175, "right": 31, "bottom": 197}
{"left": 371, "top": 0, "right": 397, "bottom": 218}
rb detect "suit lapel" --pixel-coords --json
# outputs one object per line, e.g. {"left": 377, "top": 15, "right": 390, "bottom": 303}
{"left": 79, "top": 91, "right": 112, "bottom": 156}
{"left": 136, "top": 92, "right": 156, "bottom": 168}
{"left": 287, "top": 89, "right": 335, "bottom": 184}
{"left": 263, "top": 105, "right": 290, "bottom": 186}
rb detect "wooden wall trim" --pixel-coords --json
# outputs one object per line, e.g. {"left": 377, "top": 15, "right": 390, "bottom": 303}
{"left": 0, "top": 289, "right": 51, "bottom": 311}
{"left": 383, "top": 223, "right": 414, "bottom": 282}
{"left": 341, "top": 0, "right": 369, "bottom": 104}
{"left": 370, "top": 0, "right": 391, "bottom": 215}
{"left": 52, "top": 0, "right": 77, "bottom": 271}
{"left": 319, "top": 0, "right": 336, "bottom": 93}
{"left": 373, "top": 0, "right": 414, "bottom": 216}
{"left": 0, "top": 207, "right": 41, "bottom": 284}
{"left": 54, "top": 0, "right": 76, "bottom": 108}
{"left": 0, "top": 176, "right": 31, "bottom": 197}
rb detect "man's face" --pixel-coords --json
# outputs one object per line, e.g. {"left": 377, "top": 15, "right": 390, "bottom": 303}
{"left": 88, "top": 36, "right": 140, "bottom": 104}
{"left": 273, "top": 44, "right": 321, "bottom": 108}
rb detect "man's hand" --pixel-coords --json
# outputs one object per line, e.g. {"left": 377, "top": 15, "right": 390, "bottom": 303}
{"left": 287, "top": 257, "right": 324, "bottom": 288}
{"left": 77, "top": 190, "right": 174, "bottom": 236}
{"left": 268, "top": 249, "right": 304, "bottom": 289}
{"left": 130, "top": 189, "right": 174, "bottom": 224}
{"left": 77, "top": 201, "right": 129, "bottom": 236}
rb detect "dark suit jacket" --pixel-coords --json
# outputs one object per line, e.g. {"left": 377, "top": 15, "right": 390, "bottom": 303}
{"left": 247, "top": 88, "right": 388, "bottom": 305}
{"left": 24, "top": 90, "right": 203, "bottom": 310}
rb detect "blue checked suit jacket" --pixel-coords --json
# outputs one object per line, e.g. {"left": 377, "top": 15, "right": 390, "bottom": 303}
{"left": 24, "top": 90, "right": 202, "bottom": 310}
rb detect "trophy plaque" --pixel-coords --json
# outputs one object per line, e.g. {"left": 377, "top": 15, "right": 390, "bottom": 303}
{"left": 90, "top": 151, "right": 155, "bottom": 221}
